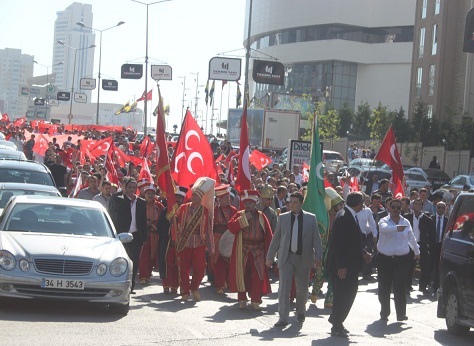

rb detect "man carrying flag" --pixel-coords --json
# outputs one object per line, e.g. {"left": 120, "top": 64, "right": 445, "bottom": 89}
{"left": 302, "top": 115, "right": 329, "bottom": 304}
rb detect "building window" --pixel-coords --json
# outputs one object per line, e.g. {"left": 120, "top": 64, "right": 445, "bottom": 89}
{"left": 429, "top": 65, "right": 435, "bottom": 96}
{"left": 435, "top": 0, "right": 440, "bottom": 15}
{"left": 422, "top": 0, "right": 427, "bottom": 19}
{"left": 432, "top": 24, "right": 438, "bottom": 55}
{"left": 419, "top": 27, "right": 425, "bottom": 58}
{"left": 427, "top": 105, "right": 433, "bottom": 119}
{"left": 416, "top": 67, "right": 423, "bottom": 97}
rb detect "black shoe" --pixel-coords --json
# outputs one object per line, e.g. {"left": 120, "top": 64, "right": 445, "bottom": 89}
{"left": 342, "top": 325, "right": 350, "bottom": 333}
{"left": 297, "top": 314, "right": 305, "bottom": 323}
{"left": 274, "top": 320, "right": 289, "bottom": 328}
{"left": 397, "top": 315, "right": 408, "bottom": 321}
{"left": 331, "top": 328, "right": 348, "bottom": 337}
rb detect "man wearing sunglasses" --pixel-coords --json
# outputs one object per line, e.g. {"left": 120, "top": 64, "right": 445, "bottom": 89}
{"left": 377, "top": 199, "right": 420, "bottom": 322}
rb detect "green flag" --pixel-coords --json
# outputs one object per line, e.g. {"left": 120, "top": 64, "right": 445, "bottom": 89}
{"left": 302, "top": 115, "right": 328, "bottom": 234}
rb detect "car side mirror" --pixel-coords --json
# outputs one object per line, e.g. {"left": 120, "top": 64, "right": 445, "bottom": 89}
{"left": 117, "top": 232, "right": 133, "bottom": 243}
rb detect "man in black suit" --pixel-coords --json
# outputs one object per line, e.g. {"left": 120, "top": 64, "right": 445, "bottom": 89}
{"left": 431, "top": 201, "right": 448, "bottom": 294}
{"left": 328, "top": 192, "right": 371, "bottom": 337}
{"left": 108, "top": 177, "right": 148, "bottom": 293}
{"left": 404, "top": 198, "right": 435, "bottom": 293}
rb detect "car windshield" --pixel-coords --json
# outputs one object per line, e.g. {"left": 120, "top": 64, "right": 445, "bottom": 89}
{"left": 405, "top": 173, "right": 428, "bottom": 182}
{"left": 0, "top": 168, "right": 54, "bottom": 186}
{"left": 424, "top": 168, "right": 451, "bottom": 179}
{"left": 5, "top": 203, "right": 114, "bottom": 237}
{"left": 470, "top": 177, "right": 474, "bottom": 185}
{"left": 325, "top": 153, "right": 344, "bottom": 160}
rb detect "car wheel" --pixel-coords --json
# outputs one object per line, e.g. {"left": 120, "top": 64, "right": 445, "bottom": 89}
{"left": 445, "top": 287, "right": 470, "bottom": 335}
{"left": 109, "top": 302, "right": 129, "bottom": 316}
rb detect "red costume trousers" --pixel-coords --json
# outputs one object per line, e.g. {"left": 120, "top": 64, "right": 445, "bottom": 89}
{"left": 162, "top": 245, "right": 179, "bottom": 290}
{"left": 213, "top": 255, "right": 230, "bottom": 290}
{"left": 237, "top": 252, "right": 264, "bottom": 304}
{"left": 178, "top": 245, "right": 206, "bottom": 295}
{"left": 138, "top": 238, "right": 158, "bottom": 280}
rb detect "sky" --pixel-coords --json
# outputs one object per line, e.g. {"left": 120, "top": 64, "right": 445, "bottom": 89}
{"left": 0, "top": 0, "right": 248, "bottom": 133}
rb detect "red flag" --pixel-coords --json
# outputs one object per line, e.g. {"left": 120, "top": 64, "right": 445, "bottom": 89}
{"left": 375, "top": 126, "right": 405, "bottom": 198}
{"left": 13, "top": 117, "right": 26, "bottom": 127}
{"left": 137, "top": 89, "right": 153, "bottom": 102}
{"left": 105, "top": 142, "right": 119, "bottom": 185}
{"left": 225, "top": 150, "right": 237, "bottom": 163}
{"left": 139, "top": 135, "right": 154, "bottom": 158}
{"left": 249, "top": 149, "right": 271, "bottom": 171}
{"left": 234, "top": 107, "right": 251, "bottom": 192}
{"left": 215, "top": 153, "right": 225, "bottom": 162}
{"left": 138, "top": 157, "right": 153, "bottom": 183}
{"left": 48, "top": 125, "right": 58, "bottom": 135}
{"left": 32, "top": 134, "right": 49, "bottom": 157}
{"left": 155, "top": 84, "right": 178, "bottom": 219}
{"left": 171, "top": 110, "right": 218, "bottom": 197}
{"left": 1, "top": 114, "right": 9, "bottom": 123}
{"left": 57, "top": 147, "right": 74, "bottom": 169}
{"left": 303, "top": 162, "right": 310, "bottom": 183}
{"left": 82, "top": 137, "right": 113, "bottom": 159}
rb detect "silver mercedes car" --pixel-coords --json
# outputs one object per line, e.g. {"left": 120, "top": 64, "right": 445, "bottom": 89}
{"left": 0, "top": 196, "right": 133, "bottom": 315}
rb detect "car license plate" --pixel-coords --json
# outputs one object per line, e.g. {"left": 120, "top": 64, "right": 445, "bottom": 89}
{"left": 41, "top": 278, "right": 85, "bottom": 290}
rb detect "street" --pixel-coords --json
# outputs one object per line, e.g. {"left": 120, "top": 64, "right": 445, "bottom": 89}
{"left": 1, "top": 273, "right": 473, "bottom": 346}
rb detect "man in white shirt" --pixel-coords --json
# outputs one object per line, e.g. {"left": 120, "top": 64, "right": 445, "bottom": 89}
{"left": 292, "top": 164, "right": 303, "bottom": 187}
{"left": 357, "top": 201, "right": 378, "bottom": 280}
{"left": 377, "top": 199, "right": 420, "bottom": 322}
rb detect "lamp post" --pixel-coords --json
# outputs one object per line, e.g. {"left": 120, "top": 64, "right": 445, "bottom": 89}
{"left": 131, "top": 0, "right": 172, "bottom": 135}
{"left": 57, "top": 40, "right": 95, "bottom": 124}
{"left": 190, "top": 72, "right": 200, "bottom": 120}
{"left": 178, "top": 75, "right": 187, "bottom": 125}
{"left": 76, "top": 21, "right": 125, "bottom": 125}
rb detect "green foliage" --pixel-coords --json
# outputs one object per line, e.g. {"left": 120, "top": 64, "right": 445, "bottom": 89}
{"left": 337, "top": 101, "right": 353, "bottom": 137}
{"left": 368, "top": 102, "right": 392, "bottom": 142}
{"left": 352, "top": 101, "right": 371, "bottom": 139}
{"left": 391, "top": 107, "right": 411, "bottom": 142}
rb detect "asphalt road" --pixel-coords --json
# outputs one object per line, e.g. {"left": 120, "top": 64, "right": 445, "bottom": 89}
{"left": 1, "top": 273, "right": 473, "bottom": 346}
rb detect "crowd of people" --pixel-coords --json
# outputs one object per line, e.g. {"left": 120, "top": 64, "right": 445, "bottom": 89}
{"left": 4, "top": 122, "right": 461, "bottom": 338}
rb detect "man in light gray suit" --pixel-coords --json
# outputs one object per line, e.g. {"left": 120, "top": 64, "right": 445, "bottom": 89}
{"left": 266, "top": 191, "right": 322, "bottom": 327}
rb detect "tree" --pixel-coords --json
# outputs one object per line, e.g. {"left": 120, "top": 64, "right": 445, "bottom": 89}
{"left": 337, "top": 101, "right": 353, "bottom": 137}
{"left": 352, "top": 101, "right": 371, "bottom": 140}
{"left": 391, "top": 107, "right": 411, "bottom": 143}
{"left": 302, "top": 101, "right": 340, "bottom": 142}
{"left": 368, "top": 102, "right": 392, "bottom": 142}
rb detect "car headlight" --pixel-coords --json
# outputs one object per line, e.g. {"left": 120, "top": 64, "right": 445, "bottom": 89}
{"left": 0, "top": 250, "right": 16, "bottom": 271}
{"left": 19, "top": 259, "right": 30, "bottom": 272}
{"left": 110, "top": 257, "right": 128, "bottom": 277}
{"left": 96, "top": 263, "right": 107, "bottom": 276}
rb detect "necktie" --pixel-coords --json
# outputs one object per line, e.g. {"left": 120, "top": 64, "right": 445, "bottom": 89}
{"left": 355, "top": 214, "right": 361, "bottom": 230}
{"left": 437, "top": 216, "right": 442, "bottom": 242}
{"left": 291, "top": 215, "right": 298, "bottom": 253}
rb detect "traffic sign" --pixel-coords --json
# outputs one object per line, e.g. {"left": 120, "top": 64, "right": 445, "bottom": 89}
{"left": 151, "top": 65, "right": 172, "bottom": 81}
{"left": 80, "top": 78, "right": 96, "bottom": 90}
{"left": 34, "top": 97, "right": 45, "bottom": 106}
{"left": 67, "top": 114, "right": 73, "bottom": 120}
{"left": 57, "top": 92, "right": 71, "bottom": 101}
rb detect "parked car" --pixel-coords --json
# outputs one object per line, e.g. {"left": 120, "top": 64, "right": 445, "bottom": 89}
{"left": 404, "top": 171, "right": 432, "bottom": 193}
{"left": 0, "top": 196, "right": 133, "bottom": 315}
{"left": 323, "top": 150, "right": 345, "bottom": 172}
{"left": 0, "top": 183, "right": 62, "bottom": 213}
{"left": 339, "top": 166, "right": 392, "bottom": 191}
{"left": 0, "top": 149, "right": 26, "bottom": 161}
{"left": 0, "top": 140, "right": 17, "bottom": 151}
{"left": 407, "top": 167, "right": 451, "bottom": 191}
{"left": 0, "top": 160, "right": 55, "bottom": 186}
{"left": 348, "top": 158, "right": 388, "bottom": 169}
{"left": 441, "top": 175, "right": 474, "bottom": 192}
{"left": 437, "top": 192, "right": 474, "bottom": 335}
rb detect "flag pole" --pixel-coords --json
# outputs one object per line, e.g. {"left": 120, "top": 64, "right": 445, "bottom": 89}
{"left": 218, "top": 84, "right": 224, "bottom": 136}
{"left": 243, "top": 0, "right": 253, "bottom": 111}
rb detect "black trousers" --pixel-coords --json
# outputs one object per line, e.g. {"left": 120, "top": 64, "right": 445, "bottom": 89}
{"left": 431, "top": 242, "right": 442, "bottom": 291}
{"left": 361, "top": 233, "right": 374, "bottom": 277}
{"left": 406, "top": 242, "right": 431, "bottom": 290}
{"left": 124, "top": 236, "right": 143, "bottom": 291}
{"left": 377, "top": 252, "right": 411, "bottom": 319}
{"left": 328, "top": 267, "right": 359, "bottom": 329}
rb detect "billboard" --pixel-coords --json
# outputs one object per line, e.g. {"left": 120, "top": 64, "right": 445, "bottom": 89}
{"left": 209, "top": 57, "right": 241, "bottom": 81}
{"left": 121, "top": 64, "right": 143, "bottom": 79}
{"left": 262, "top": 110, "right": 300, "bottom": 149}
{"left": 227, "top": 108, "right": 264, "bottom": 148}
{"left": 151, "top": 65, "right": 172, "bottom": 80}
{"left": 252, "top": 60, "right": 285, "bottom": 85}
{"left": 287, "top": 140, "right": 311, "bottom": 170}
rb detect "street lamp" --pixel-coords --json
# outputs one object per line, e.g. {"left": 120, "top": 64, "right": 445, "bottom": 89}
{"left": 76, "top": 21, "right": 125, "bottom": 125}
{"left": 57, "top": 40, "right": 96, "bottom": 124}
{"left": 33, "top": 60, "right": 64, "bottom": 102}
{"left": 131, "top": 0, "right": 172, "bottom": 135}
{"left": 178, "top": 75, "right": 187, "bottom": 124}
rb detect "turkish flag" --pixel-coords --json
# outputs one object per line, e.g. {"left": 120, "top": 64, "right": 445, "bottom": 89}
{"left": 303, "top": 162, "right": 310, "bottom": 183}
{"left": 155, "top": 84, "right": 178, "bottom": 219}
{"left": 57, "top": 147, "right": 74, "bottom": 169}
{"left": 137, "top": 89, "right": 152, "bottom": 102}
{"left": 171, "top": 110, "right": 218, "bottom": 197}
{"left": 250, "top": 149, "right": 271, "bottom": 171}
{"left": 225, "top": 150, "right": 237, "bottom": 162}
{"left": 215, "top": 153, "right": 225, "bottom": 162}
{"left": 139, "top": 135, "right": 154, "bottom": 158}
{"left": 32, "top": 134, "right": 49, "bottom": 157}
{"left": 13, "top": 117, "right": 26, "bottom": 127}
{"left": 82, "top": 137, "right": 113, "bottom": 159}
{"left": 138, "top": 157, "right": 153, "bottom": 182}
{"left": 1, "top": 114, "right": 9, "bottom": 123}
{"left": 234, "top": 107, "right": 251, "bottom": 192}
{"left": 375, "top": 126, "right": 405, "bottom": 197}
{"left": 105, "top": 142, "right": 119, "bottom": 185}
{"left": 48, "top": 125, "right": 58, "bottom": 135}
